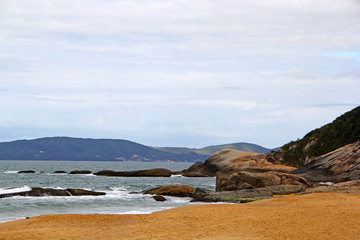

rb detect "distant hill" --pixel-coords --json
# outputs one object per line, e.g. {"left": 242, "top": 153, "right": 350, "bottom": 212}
{"left": 154, "top": 142, "right": 273, "bottom": 155}
{"left": 0, "top": 137, "right": 272, "bottom": 162}
{"left": 0, "top": 137, "right": 208, "bottom": 162}
{"left": 281, "top": 105, "right": 360, "bottom": 167}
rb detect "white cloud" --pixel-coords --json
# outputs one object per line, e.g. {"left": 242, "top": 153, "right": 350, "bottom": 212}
{"left": 0, "top": 0, "right": 359, "bottom": 147}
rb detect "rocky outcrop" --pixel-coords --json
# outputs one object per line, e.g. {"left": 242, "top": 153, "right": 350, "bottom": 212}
{"left": 182, "top": 162, "right": 215, "bottom": 177}
{"left": 66, "top": 188, "right": 105, "bottom": 196}
{"left": 292, "top": 141, "right": 360, "bottom": 182}
{"left": 94, "top": 168, "right": 172, "bottom": 177}
{"left": 302, "top": 180, "right": 360, "bottom": 194}
{"left": 183, "top": 149, "right": 287, "bottom": 177}
{"left": 0, "top": 187, "right": 105, "bottom": 198}
{"left": 69, "top": 170, "right": 92, "bottom": 174}
{"left": 216, "top": 169, "right": 309, "bottom": 191}
{"left": 143, "top": 185, "right": 195, "bottom": 197}
{"left": 54, "top": 171, "right": 67, "bottom": 174}
{"left": 192, "top": 185, "right": 306, "bottom": 202}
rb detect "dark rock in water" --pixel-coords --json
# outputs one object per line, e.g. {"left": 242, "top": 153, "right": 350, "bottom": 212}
{"left": 94, "top": 168, "right": 172, "bottom": 177}
{"left": 143, "top": 185, "right": 195, "bottom": 197}
{"left": 0, "top": 187, "right": 105, "bottom": 198}
{"left": 69, "top": 170, "right": 92, "bottom": 174}
{"left": 66, "top": 188, "right": 106, "bottom": 196}
{"left": 171, "top": 170, "right": 185, "bottom": 175}
{"left": 216, "top": 170, "right": 309, "bottom": 191}
{"left": 153, "top": 195, "right": 167, "bottom": 201}
{"left": 292, "top": 141, "right": 360, "bottom": 183}
{"left": 94, "top": 170, "right": 116, "bottom": 176}
{"left": 192, "top": 185, "right": 306, "bottom": 202}
{"left": 18, "top": 170, "right": 35, "bottom": 173}
{"left": 54, "top": 171, "right": 67, "bottom": 174}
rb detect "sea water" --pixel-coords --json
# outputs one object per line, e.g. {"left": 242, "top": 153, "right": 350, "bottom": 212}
{"left": 0, "top": 160, "right": 215, "bottom": 223}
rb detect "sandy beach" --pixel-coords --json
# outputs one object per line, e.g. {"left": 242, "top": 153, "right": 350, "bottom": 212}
{"left": 1, "top": 192, "right": 359, "bottom": 240}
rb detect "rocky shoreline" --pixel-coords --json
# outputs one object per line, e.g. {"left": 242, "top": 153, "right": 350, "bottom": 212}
{"left": 8, "top": 141, "right": 360, "bottom": 202}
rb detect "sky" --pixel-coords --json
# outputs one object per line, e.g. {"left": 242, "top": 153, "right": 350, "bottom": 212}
{"left": 0, "top": 0, "right": 359, "bottom": 148}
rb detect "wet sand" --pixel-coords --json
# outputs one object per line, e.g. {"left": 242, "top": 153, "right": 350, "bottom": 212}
{"left": 1, "top": 193, "right": 359, "bottom": 240}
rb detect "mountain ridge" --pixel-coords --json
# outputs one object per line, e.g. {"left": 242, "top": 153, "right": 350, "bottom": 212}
{"left": 0, "top": 137, "right": 273, "bottom": 162}
{"left": 154, "top": 142, "right": 273, "bottom": 155}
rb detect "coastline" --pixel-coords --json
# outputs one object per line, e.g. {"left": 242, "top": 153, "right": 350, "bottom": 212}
{"left": 1, "top": 192, "right": 359, "bottom": 240}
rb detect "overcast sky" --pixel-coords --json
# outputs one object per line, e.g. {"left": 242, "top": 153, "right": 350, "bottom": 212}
{"left": 0, "top": 0, "right": 359, "bottom": 148}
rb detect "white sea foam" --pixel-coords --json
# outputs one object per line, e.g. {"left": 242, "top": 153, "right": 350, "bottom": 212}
{"left": 0, "top": 186, "right": 32, "bottom": 194}
{"left": 4, "top": 170, "right": 18, "bottom": 174}
{"left": 319, "top": 182, "right": 334, "bottom": 186}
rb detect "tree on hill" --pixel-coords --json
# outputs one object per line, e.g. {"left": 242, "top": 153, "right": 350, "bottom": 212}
{"left": 281, "top": 106, "right": 360, "bottom": 167}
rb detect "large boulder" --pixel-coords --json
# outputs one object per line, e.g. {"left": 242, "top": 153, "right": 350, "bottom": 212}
{"left": 292, "top": 141, "right": 360, "bottom": 182}
{"left": 204, "top": 149, "right": 270, "bottom": 173}
{"left": 66, "top": 188, "right": 106, "bottom": 196}
{"left": 0, "top": 187, "right": 105, "bottom": 198}
{"left": 192, "top": 185, "right": 306, "bottom": 202}
{"left": 216, "top": 170, "right": 309, "bottom": 191}
{"left": 302, "top": 180, "right": 360, "bottom": 194}
{"left": 183, "top": 149, "right": 287, "bottom": 177}
{"left": 182, "top": 162, "right": 215, "bottom": 177}
{"left": 143, "top": 185, "right": 195, "bottom": 197}
{"left": 94, "top": 168, "right": 172, "bottom": 177}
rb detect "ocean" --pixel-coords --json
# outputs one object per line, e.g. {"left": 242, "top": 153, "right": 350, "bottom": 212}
{"left": 0, "top": 160, "right": 216, "bottom": 223}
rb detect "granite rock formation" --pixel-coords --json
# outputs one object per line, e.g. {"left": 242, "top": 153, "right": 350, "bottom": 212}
{"left": 192, "top": 185, "right": 306, "bottom": 202}
{"left": 183, "top": 149, "right": 288, "bottom": 177}
{"left": 216, "top": 170, "right": 309, "bottom": 191}
{"left": 292, "top": 141, "right": 360, "bottom": 182}
{"left": 94, "top": 168, "right": 172, "bottom": 177}
{"left": 143, "top": 185, "right": 195, "bottom": 197}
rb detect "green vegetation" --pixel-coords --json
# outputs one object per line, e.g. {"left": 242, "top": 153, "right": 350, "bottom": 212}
{"left": 281, "top": 106, "right": 360, "bottom": 167}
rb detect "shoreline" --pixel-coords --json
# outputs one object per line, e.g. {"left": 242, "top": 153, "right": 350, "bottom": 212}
{"left": 1, "top": 192, "right": 360, "bottom": 240}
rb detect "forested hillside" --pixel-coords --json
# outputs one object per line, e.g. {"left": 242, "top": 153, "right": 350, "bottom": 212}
{"left": 281, "top": 106, "right": 360, "bottom": 167}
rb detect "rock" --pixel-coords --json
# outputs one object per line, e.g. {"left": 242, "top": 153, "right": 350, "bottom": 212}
{"left": 302, "top": 180, "right": 360, "bottom": 194}
{"left": 66, "top": 189, "right": 106, "bottom": 196}
{"left": 261, "top": 164, "right": 296, "bottom": 173}
{"left": 292, "top": 141, "right": 360, "bottom": 182}
{"left": 204, "top": 150, "right": 268, "bottom": 173}
{"left": 94, "top": 170, "right": 116, "bottom": 176}
{"left": 18, "top": 170, "right": 35, "bottom": 173}
{"left": 182, "top": 162, "right": 215, "bottom": 177}
{"left": 54, "top": 171, "right": 67, "bottom": 174}
{"left": 183, "top": 150, "right": 289, "bottom": 177}
{"left": 143, "top": 185, "right": 195, "bottom": 197}
{"left": 69, "top": 170, "right": 92, "bottom": 174}
{"left": 192, "top": 185, "right": 306, "bottom": 202}
{"left": 94, "top": 168, "right": 172, "bottom": 177}
{"left": 0, "top": 187, "right": 105, "bottom": 198}
{"left": 216, "top": 170, "right": 309, "bottom": 191}
{"left": 153, "top": 195, "right": 167, "bottom": 201}
{"left": 171, "top": 171, "right": 185, "bottom": 175}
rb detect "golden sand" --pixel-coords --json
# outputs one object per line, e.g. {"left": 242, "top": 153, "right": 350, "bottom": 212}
{"left": 1, "top": 193, "right": 359, "bottom": 240}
